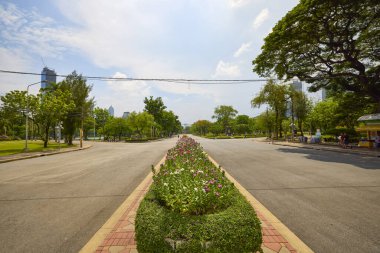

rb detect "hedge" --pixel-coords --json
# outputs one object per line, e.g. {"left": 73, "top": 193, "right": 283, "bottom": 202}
{"left": 136, "top": 189, "right": 262, "bottom": 253}
{"left": 135, "top": 137, "right": 262, "bottom": 252}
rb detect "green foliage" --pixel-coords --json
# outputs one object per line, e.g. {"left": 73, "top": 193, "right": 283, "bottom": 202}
{"left": 136, "top": 137, "right": 262, "bottom": 253}
{"left": 104, "top": 117, "right": 130, "bottom": 141}
{"left": 152, "top": 137, "right": 235, "bottom": 215}
{"left": 252, "top": 80, "right": 287, "bottom": 138}
{"left": 253, "top": 0, "right": 380, "bottom": 109}
{"left": 94, "top": 107, "right": 111, "bottom": 139}
{"left": 35, "top": 89, "right": 74, "bottom": 147}
{"left": 190, "top": 120, "right": 212, "bottom": 136}
{"left": 212, "top": 105, "right": 238, "bottom": 134}
{"left": 144, "top": 96, "right": 182, "bottom": 137}
{"left": 136, "top": 190, "right": 262, "bottom": 253}
{"left": 0, "top": 90, "right": 29, "bottom": 138}
{"left": 126, "top": 111, "right": 154, "bottom": 138}
{"left": 58, "top": 71, "right": 94, "bottom": 145}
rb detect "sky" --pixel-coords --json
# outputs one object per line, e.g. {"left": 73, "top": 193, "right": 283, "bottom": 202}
{"left": 0, "top": 0, "right": 321, "bottom": 125}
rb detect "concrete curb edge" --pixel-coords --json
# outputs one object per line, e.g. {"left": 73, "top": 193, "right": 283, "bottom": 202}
{"left": 0, "top": 144, "right": 93, "bottom": 164}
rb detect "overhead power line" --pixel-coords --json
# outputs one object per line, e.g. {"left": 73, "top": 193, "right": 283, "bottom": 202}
{"left": 0, "top": 69, "right": 269, "bottom": 84}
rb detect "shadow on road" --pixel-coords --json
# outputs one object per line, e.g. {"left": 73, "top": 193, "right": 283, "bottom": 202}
{"left": 277, "top": 147, "right": 380, "bottom": 170}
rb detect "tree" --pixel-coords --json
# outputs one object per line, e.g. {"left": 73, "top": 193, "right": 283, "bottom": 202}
{"left": 0, "top": 90, "right": 27, "bottom": 138}
{"left": 287, "top": 87, "right": 312, "bottom": 136}
{"left": 253, "top": 110, "right": 276, "bottom": 137}
{"left": 144, "top": 96, "right": 166, "bottom": 126}
{"left": 251, "top": 80, "right": 287, "bottom": 139}
{"left": 191, "top": 120, "right": 212, "bottom": 136}
{"left": 34, "top": 89, "right": 74, "bottom": 147}
{"left": 212, "top": 105, "right": 238, "bottom": 135}
{"left": 161, "top": 110, "right": 182, "bottom": 137}
{"left": 253, "top": 0, "right": 380, "bottom": 110}
{"left": 327, "top": 91, "right": 376, "bottom": 130}
{"left": 234, "top": 115, "right": 250, "bottom": 135}
{"left": 58, "top": 71, "right": 94, "bottom": 145}
{"left": 94, "top": 107, "right": 111, "bottom": 139}
{"left": 306, "top": 99, "right": 339, "bottom": 133}
{"left": 104, "top": 117, "right": 130, "bottom": 141}
{"left": 127, "top": 111, "right": 154, "bottom": 138}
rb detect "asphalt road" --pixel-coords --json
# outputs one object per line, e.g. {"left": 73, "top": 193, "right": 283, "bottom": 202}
{"left": 0, "top": 139, "right": 177, "bottom": 253}
{"left": 193, "top": 136, "right": 380, "bottom": 253}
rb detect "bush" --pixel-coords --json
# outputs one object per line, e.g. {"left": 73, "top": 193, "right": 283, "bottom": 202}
{"left": 0, "top": 135, "right": 10, "bottom": 141}
{"left": 136, "top": 190, "right": 262, "bottom": 253}
{"left": 136, "top": 137, "right": 262, "bottom": 253}
{"left": 152, "top": 137, "right": 235, "bottom": 215}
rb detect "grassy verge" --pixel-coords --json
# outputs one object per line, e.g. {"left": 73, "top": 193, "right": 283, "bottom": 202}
{"left": 0, "top": 140, "right": 72, "bottom": 156}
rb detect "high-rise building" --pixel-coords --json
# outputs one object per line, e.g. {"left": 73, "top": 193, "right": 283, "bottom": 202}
{"left": 321, "top": 88, "right": 327, "bottom": 100}
{"left": 108, "top": 106, "right": 114, "bottom": 117}
{"left": 122, "top": 111, "right": 130, "bottom": 119}
{"left": 290, "top": 80, "right": 302, "bottom": 92}
{"left": 286, "top": 80, "right": 303, "bottom": 117}
{"left": 41, "top": 67, "right": 56, "bottom": 89}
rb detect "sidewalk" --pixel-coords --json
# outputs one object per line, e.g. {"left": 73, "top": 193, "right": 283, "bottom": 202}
{"left": 0, "top": 142, "right": 92, "bottom": 164}
{"left": 81, "top": 155, "right": 313, "bottom": 253}
{"left": 256, "top": 138, "right": 380, "bottom": 158}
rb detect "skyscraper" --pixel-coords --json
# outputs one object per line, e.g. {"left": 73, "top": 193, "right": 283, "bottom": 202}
{"left": 290, "top": 80, "right": 302, "bottom": 92}
{"left": 108, "top": 106, "right": 114, "bottom": 117}
{"left": 122, "top": 112, "right": 130, "bottom": 119}
{"left": 41, "top": 67, "right": 57, "bottom": 89}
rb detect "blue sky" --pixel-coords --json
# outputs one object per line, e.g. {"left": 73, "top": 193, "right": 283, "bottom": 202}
{"left": 0, "top": 0, "right": 320, "bottom": 124}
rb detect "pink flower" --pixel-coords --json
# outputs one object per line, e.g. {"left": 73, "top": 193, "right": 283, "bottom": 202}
{"left": 217, "top": 184, "right": 222, "bottom": 189}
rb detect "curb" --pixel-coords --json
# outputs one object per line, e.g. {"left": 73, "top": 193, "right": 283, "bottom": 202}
{"left": 0, "top": 144, "right": 92, "bottom": 164}
{"left": 271, "top": 142, "right": 380, "bottom": 157}
{"left": 207, "top": 155, "right": 314, "bottom": 253}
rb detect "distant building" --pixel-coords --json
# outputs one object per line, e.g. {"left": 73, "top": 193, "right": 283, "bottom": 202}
{"left": 290, "top": 80, "right": 302, "bottom": 92}
{"left": 108, "top": 106, "right": 114, "bottom": 117}
{"left": 321, "top": 88, "right": 327, "bottom": 100}
{"left": 41, "top": 67, "right": 56, "bottom": 89}
{"left": 122, "top": 112, "right": 130, "bottom": 119}
{"left": 286, "top": 80, "right": 303, "bottom": 117}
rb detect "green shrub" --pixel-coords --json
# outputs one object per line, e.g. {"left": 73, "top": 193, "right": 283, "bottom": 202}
{"left": 152, "top": 137, "right": 235, "bottom": 215}
{"left": 136, "top": 190, "right": 262, "bottom": 253}
{"left": 136, "top": 137, "right": 262, "bottom": 253}
{"left": 0, "top": 135, "right": 10, "bottom": 141}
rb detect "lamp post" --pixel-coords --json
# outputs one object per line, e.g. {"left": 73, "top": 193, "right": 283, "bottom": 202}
{"left": 93, "top": 114, "right": 96, "bottom": 141}
{"left": 24, "top": 81, "right": 42, "bottom": 152}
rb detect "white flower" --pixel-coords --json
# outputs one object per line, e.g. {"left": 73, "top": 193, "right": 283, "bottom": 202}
{"left": 163, "top": 183, "right": 168, "bottom": 187}
{"left": 194, "top": 187, "right": 198, "bottom": 192}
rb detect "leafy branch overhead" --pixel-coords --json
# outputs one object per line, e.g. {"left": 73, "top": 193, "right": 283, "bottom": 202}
{"left": 253, "top": 0, "right": 380, "bottom": 108}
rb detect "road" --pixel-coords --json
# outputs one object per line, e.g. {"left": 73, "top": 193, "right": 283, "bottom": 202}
{"left": 193, "top": 136, "right": 380, "bottom": 253}
{"left": 0, "top": 139, "right": 177, "bottom": 253}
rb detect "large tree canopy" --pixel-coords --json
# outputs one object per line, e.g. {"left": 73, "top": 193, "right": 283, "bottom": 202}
{"left": 253, "top": 0, "right": 380, "bottom": 109}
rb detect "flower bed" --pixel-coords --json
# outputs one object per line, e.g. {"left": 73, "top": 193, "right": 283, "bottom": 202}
{"left": 135, "top": 136, "right": 262, "bottom": 252}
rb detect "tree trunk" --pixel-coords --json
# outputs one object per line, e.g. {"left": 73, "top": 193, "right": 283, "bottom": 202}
{"left": 44, "top": 125, "right": 49, "bottom": 148}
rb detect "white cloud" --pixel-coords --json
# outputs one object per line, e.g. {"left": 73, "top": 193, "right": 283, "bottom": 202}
{"left": 229, "top": 0, "right": 251, "bottom": 8}
{"left": 107, "top": 72, "right": 150, "bottom": 97}
{"left": 0, "top": 3, "right": 72, "bottom": 58}
{"left": 253, "top": 8, "right": 269, "bottom": 29}
{"left": 213, "top": 61, "right": 240, "bottom": 78}
{"left": 234, "top": 42, "right": 252, "bottom": 57}
{"left": 0, "top": 47, "right": 40, "bottom": 94}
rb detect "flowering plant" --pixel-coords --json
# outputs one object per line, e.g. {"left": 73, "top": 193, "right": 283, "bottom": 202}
{"left": 152, "top": 136, "right": 235, "bottom": 215}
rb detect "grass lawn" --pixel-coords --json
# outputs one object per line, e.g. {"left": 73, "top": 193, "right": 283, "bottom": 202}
{"left": 0, "top": 140, "right": 73, "bottom": 156}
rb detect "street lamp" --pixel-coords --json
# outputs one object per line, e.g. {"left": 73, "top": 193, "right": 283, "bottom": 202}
{"left": 93, "top": 114, "right": 96, "bottom": 141}
{"left": 24, "top": 81, "right": 42, "bottom": 152}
